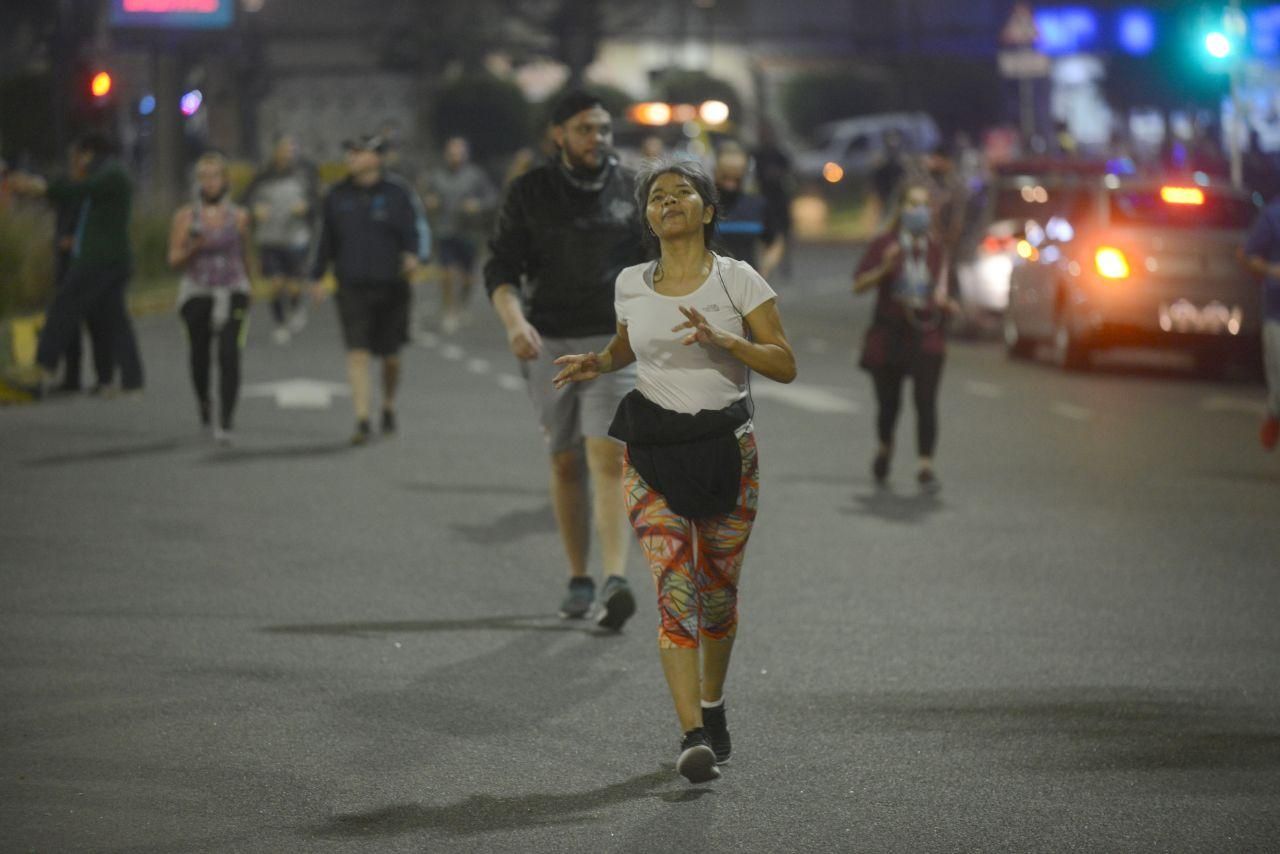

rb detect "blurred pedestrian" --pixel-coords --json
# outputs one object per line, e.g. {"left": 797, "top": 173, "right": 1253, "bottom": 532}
{"left": 713, "top": 143, "right": 785, "bottom": 279}
{"left": 243, "top": 134, "right": 317, "bottom": 345}
{"left": 1241, "top": 194, "right": 1280, "bottom": 450}
{"left": 753, "top": 122, "right": 795, "bottom": 279}
{"left": 551, "top": 156, "right": 796, "bottom": 784}
{"left": 310, "top": 134, "right": 431, "bottom": 445}
{"left": 852, "top": 182, "right": 952, "bottom": 492}
{"left": 168, "top": 152, "right": 253, "bottom": 443}
{"left": 7, "top": 132, "right": 144, "bottom": 397}
{"left": 423, "top": 136, "right": 497, "bottom": 334}
{"left": 52, "top": 141, "right": 114, "bottom": 393}
{"left": 485, "top": 90, "right": 646, "bottom": 625}
{"left": 871, "top": 130, "right": 907, "bottom": 224}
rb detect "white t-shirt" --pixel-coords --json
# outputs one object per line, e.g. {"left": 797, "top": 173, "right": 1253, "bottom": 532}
{"left": 615, "top": 254, "right": 777, "bottom": 415}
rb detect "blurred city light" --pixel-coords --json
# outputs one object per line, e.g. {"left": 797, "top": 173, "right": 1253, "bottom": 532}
{"left": 671, "top": 104, "right": 698, "bottom": 123}
{"left": 1117, "top": 9, "right": 1156, "bottom": 56}
{"left": 138, "top": 94, "right": 156, "bottom": 115}
{"left": 629, "top": 102, "right": 672, "bottom": 126}
{"left": 91, "top": 71, "right": 113, "bottom": 98}
{"left": 1034, "top": 7, "right": 1098, "bottom": 55}
{"left": 1095, "top": 247, "right": 1130, "bottom": 279}
{"left": 180, "top": 89, "right": 203, "bottom": 116}
{"left": 698, "top": 100, "right": 730, "bottom": 125}
{"left": 1160, "top": 186, "right": 1205, "bottom": 205}
{"left": 1204, "top": 31, "right": 1232, "bottom": 59}
{"left": 821, "top": 162, "right": 844, "bottom": 183}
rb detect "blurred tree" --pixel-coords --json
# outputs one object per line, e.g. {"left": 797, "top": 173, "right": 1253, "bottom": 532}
{"left": 533, "top": 82, "right": 634, "bottom": 131}
{"left": 780, "top": 68, "right": 902, "bottom": 140}
{"left": 430, "top": 73, "right": 533, "bottom": 161}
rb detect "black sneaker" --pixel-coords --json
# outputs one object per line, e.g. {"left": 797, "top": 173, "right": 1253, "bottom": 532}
{"left": 558, "top": 577, "right": 595, "bottom": 619}
{"left": 872, "top": 450, "right": 890, "bottom": 484}
{"left": 595, "top": 575, "right": 635, "bottom": 631}
{"left": 676, "top": 728, "right": 721, "bottom": 784}
{"left": 701, "top": 703, "right": 731, "bottom": 764}
{"left": 918, "top": 467, "right": 940, "bottom": 494}
{"left": 350, "top": 418, "right": 372, "bottom": 446}
{"left": 381, "top": 409, "right": 396, "bottom": 436}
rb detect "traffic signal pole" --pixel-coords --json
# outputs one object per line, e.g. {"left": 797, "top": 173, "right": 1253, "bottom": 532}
{"left": 151, "top": 46, "right": 182, "bottom": 212}
{"left": 1228, "top": 0, "right": 1245, "bottom": 190}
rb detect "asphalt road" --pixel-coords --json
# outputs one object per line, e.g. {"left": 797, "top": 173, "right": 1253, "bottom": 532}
{"left": 3, "top": 244, "right": 1279, "bottom": 853}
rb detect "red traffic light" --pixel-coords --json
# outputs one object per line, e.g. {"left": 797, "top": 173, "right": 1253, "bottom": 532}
{"left": 91, "top": 71, "right": 113, "bottom": 99}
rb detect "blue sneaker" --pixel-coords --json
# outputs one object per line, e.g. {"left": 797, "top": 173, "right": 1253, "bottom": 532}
{"left": 595, "top": 575, "right": 635, "bottom": 631}
{"left": 559, "top": 577, "right": 595, "bottom": 619}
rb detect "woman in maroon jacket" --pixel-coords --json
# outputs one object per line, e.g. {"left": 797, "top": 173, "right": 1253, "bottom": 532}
{"left": 852, "top": 182, "right": 951, "bottom": 493}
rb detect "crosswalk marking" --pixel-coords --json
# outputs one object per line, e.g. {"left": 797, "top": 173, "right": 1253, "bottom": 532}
{"left": 965, "top": 380, "right": 1004, "bottom": 399}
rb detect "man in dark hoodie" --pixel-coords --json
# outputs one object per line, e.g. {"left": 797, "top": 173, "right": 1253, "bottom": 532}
{"left": 10, "top": 132, "right": 144, "bottom": 396}
{"left": 485, "top": 91, "right": 647, "bottom": 628}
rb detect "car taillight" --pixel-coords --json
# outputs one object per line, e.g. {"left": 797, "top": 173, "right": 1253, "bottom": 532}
{"left": 982, "top": 235, "right": 1013, "bottom": 254}
{"left": 1160, "top": 186, "right": 1205, "bottom": 205}
{"left": 1095, "top": 246, "right": 1130, "bottom": 279}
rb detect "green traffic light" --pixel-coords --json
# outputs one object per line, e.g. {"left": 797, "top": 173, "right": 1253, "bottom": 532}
{"left": 1205, "top": 31, "right": 1232, "bottom": 59}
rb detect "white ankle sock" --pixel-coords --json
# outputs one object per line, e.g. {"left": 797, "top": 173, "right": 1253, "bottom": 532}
{"left": 700, "top": 697, "right": 724, "bottom": 710}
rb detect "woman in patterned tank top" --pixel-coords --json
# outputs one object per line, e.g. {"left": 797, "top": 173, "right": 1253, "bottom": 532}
{"left": 167, "top": 152, "right": 253, "bottom": 443}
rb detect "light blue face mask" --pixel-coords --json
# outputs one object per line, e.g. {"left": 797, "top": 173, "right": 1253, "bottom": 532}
{"left": 902, "top": 206, "right": 931, "bottom": 235}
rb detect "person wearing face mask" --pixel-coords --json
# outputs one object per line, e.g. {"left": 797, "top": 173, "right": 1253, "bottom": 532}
{"left": 168, "top": 151, "right": 254, "bottom": 443}
{"left": 485, "top": 90, "right": 648, "bottom": 626}
{"left": 853, "top": 182, "right": 951, "bottom": 492}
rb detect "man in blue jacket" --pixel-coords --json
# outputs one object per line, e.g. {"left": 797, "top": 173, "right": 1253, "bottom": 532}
{"left": 311, "top": 134, "right": 430, "bottom": 445}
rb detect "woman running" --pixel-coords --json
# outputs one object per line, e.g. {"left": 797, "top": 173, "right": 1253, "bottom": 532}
{"left": 168, "top": 152, "right": 253, "bottom": 443}
{"left": 553, "top": 156, "right": 797, "bottom": 784}
{"left": 853, "top": 181, "right": 951, "bottom": 492}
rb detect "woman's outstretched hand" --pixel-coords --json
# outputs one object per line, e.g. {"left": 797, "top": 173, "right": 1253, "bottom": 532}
{"left": 674, "top": 305, "right": 737, "bottom": 350}
{"left": 552, "top": 352, "right": 602, "bottom": 389}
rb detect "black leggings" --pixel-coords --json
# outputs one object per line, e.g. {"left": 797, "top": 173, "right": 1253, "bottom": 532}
{"left": 870, "top": 355, "right": 944, "bottom": 457}
{"left": 181, "top": 293, "right": 249, "bottom": 429}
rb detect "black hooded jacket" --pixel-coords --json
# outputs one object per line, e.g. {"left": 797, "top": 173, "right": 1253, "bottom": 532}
{"left": 484, "top": 158, "right": 647, "bottom": 338}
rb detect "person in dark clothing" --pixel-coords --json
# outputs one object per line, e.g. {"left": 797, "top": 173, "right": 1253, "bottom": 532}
{"left": 871, "top": 131, "right": 908, "bottom": 224}
{"left": 853, "top": 182, "right": 951, "bottom": 493}
{"left": 51, "top": 143, "right": 114, "bottom": 393}
{"left": 309, "top": 133, "right": 430, "bottom": 445}
{"left": 485, "top": 90, "right": 647, "bottom": 626}
{"left": 713, "top": 143, "right": 784, "bottom": 279}
{"left": 752, "top": 122, "right": 795, "bottom": 278}
{"left": 9, "top": 133, "right": 144, "bottom": 396}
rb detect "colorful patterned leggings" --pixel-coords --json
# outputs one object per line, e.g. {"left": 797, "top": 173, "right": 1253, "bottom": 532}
{"left": 623, "top": 431, "right": 760, "bottom": 650}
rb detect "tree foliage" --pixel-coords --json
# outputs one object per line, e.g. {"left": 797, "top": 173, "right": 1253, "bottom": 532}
{"left": 430, "top": 73, "right": 533, "bottom": 160}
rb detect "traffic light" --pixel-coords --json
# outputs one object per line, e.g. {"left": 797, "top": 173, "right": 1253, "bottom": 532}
{"left": 1204, "top": 30, "right": 1232, "bottom": 59}
{"left": 90, "top": 71, "right": 113, "bottom": 100}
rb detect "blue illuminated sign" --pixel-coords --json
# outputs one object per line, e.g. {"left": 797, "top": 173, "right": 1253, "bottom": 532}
{"left": 1252, "top": 5, "right": 1280, "bottom": 58}
{"left": 1035, "top": 7, "right": 1100, "bottom": 55}
{"left": 109, "top": 0, "right": 234, "bottom": 30}
{"left": 1116, "top": 9, "right": 1155, "bottom": 56}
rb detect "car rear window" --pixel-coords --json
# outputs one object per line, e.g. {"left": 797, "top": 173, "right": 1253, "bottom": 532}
{"left": 994, "top": 185, "right": 1095, "bottom": 224}
{"left": 1108, "top": 189, "right": 1258, "bottom": 230}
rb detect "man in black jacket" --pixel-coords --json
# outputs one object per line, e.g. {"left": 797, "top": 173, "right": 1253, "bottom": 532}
{"left": 311, "top": 134, "right": 430, "bottom": 444}
{"left": 485, "top": 91, "right": 646, "bottom": 627}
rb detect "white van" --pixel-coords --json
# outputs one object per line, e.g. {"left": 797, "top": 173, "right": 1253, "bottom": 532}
{"left": 795, "top": 112, "right": 941, "bottom": 183}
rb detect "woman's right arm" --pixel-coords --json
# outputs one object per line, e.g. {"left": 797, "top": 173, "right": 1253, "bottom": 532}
{"left": 853, "top": 241, "right": 900, "bottom": 294}
{"left": 167, "top": 206, "right": 194, "bottom": 269}
{"left": 552, "top": 322, "right": 636, "bottom": 389}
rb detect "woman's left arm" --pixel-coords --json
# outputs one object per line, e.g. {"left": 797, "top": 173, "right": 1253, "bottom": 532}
{"left": 676, "top": 300, "right": 797, "bottom": 384}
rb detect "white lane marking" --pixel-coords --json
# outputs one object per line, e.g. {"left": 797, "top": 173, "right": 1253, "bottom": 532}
{"left": 243, "top": 378, "right": 350, "bottom": 409}
{"left": 965, "top": 380, "right": 1005, "bottom": 399}
{"left": 1051, "top": 402, "right": 1093, "bottom": 421}
{"left": 440, "top": 344, "right": 465, "bottom": 361}
{"left": 804, "top": 338, "right": 830, "bottom": 354}
{"left": 467, "top": 358, "right": 491, "bottom": 375}
{"left": 1201, "top": 395, "right": 1267, "bottom": 416}
{"left": 497, "top": 373, "right": 525, "bottom": 392}
{"left": 751, "top": 383, "right": 858, "bottom": 415}
{"left": 415, "top": 331, "right": 440, "bottom": 348}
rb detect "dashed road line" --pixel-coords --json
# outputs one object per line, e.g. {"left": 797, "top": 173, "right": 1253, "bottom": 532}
{"left": 496, "top": 373, "right": 525, "bottom": 392}
{"left": 1051, "top": 402, "right": 1093, "bottom": 422}
{"left": 965, "top": 380, "right": 1005, "bottom": 399}
{"left": 1201, "top": 395, "right": 1267, "bottom": 416}
{"left": 466, "top": 358, "right": 491, "bottom": 375}
{"left": 440, "top": 344, "right": 465, "bottom": 361}
{"left": 751, "top": 383, "right": 858, "bottom": 415}
{"left": 415, "top": 331, "right": 440, "bottom": 348}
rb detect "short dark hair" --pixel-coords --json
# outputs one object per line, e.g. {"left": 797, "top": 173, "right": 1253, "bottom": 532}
{"left": 551, "top": 90, "right": 605, "bottom": 125}
{"left": 73, "top": 131, "right": 117, "bottom": 157}
{"left": 634, "top": 154, "right": 720, "bottom": 254}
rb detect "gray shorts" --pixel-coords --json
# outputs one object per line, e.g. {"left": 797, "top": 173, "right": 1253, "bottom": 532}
{"left": 520, "top": 334, "right": 635, "bottom": 455}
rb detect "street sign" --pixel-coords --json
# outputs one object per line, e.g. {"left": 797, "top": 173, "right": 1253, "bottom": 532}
{"left": 999, "top": 50, "right": 1052, "bottom": 79}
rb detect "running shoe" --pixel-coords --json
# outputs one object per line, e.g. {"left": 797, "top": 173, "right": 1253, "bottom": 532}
{"left": 676, "top": 729, "right": 721, "bottom": 784}
{"left": 595, "top": 575, "right": 635, "bottom": 631}
{"left": 272, "top": 326, "right": 291, "bottom": 346}
{"left": 701, "top": 703, "right": 732, "bottom": 764}
{"left": 350, "top": 418, "right": 372, "bottom": 446}
{"left": 287, "top": 306, "right": 308, "bottom": 334}
{"left": 918, "top": 467, "right": 940, "bottom": 494}
{"left": 381, "top": 409, "right": 397, "bottom": 436}
{"left": 1262, "top": 415, "right": 1279, "bottom": 451}
{"left": 558, "top": 577, "right": 595, "bottom": 619}
{"left": 212, "top": 425, "right": 233, "bottom": 446}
